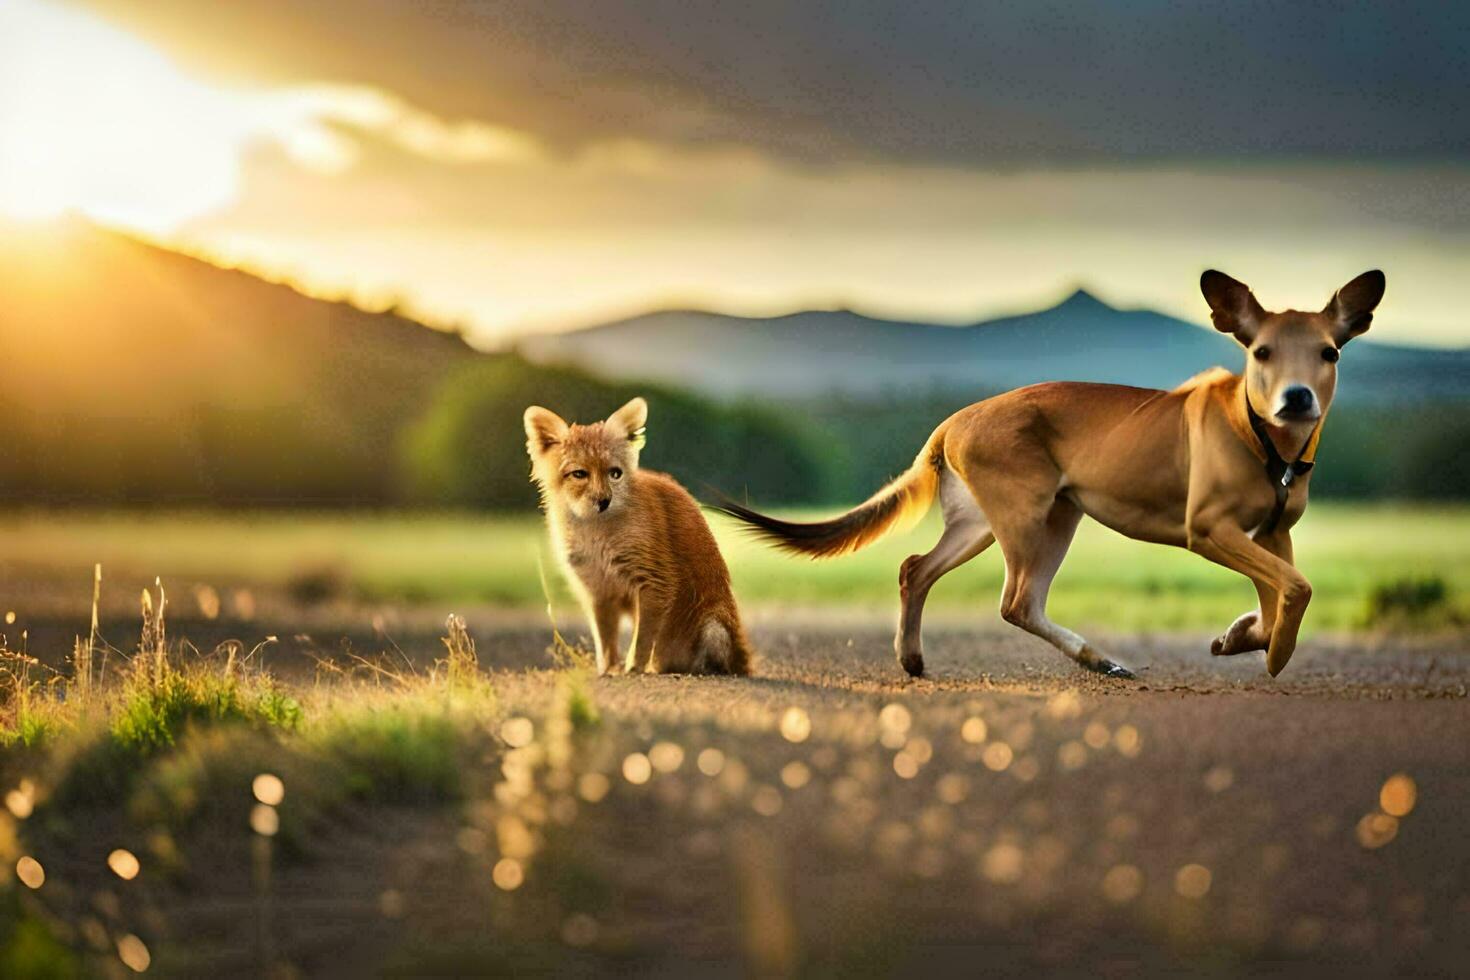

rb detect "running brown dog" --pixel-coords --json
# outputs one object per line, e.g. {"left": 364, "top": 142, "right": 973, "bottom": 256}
{"left": 715, "top": 270, "right": 1386, "bottom": 679}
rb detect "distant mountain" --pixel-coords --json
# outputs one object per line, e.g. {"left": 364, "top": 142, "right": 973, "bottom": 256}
{"left": 522, "top": 288, "right": 1470, "bottom": 405}
{"left": 0, "top": 219, "right": 475, "bottom": 503}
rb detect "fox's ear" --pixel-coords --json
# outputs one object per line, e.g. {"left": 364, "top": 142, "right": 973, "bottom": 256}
{"left": 607, "top": 397, "right": 648, "bottom": 449}
{"left": 1323, "top": 270, "right": 1385, "bottom": 346}
{"left": 523, "top": 406, "right": 568, "bottom": 457}
{"left": 1200, "top": 270, "right": 1266, "bottom": 346}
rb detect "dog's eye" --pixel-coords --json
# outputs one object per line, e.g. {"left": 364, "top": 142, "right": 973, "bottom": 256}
{"left": 1321, "top": 346, "right": 1340, "bottom": 363}
{"left": 1252, "top": 345, "right": 1271, "bottom": 362}
{"left": 567, "top": 469, "right": 589, "bottom": 480}
{"left": 609, "top": 467, "right": 623, "bottom": 480}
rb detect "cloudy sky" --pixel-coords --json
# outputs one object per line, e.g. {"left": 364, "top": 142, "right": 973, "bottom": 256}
{"left": 3, "top": 0, "right": 1467, "bottom": 344}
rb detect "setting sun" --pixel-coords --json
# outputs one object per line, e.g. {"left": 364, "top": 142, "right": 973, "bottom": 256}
{"left": 0, "top": 0, "right": 255, "bottom": 232}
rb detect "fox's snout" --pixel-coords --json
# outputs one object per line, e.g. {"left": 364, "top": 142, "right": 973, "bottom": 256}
{"left": 598, "top": 497, "right": 611, "bottom": 512}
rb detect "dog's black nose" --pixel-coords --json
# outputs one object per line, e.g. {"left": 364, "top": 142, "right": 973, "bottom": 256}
{"left": 598, "top": 498, "right": 611, "bottom": 512}
{"left": 1282, "top": 386, "right": 1315, "bottom": 415}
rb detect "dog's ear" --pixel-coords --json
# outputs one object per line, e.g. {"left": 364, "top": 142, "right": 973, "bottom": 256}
{"left": 523, "top": 406, "right": 568, "bottom": 458}
{"left": 606, "top": 397, "right": 648, "bottom": 450}
{"left": 1323, "top": 270, "right": 1386, "bottom": 347}
{"left": 1200, "top": 270, "right": 1267, "bottom": 345}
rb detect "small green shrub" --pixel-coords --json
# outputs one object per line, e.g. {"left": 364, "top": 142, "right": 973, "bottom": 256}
{"left": 0, "top": 896, "right": 79, "bottom": 980}
{"left": 284, "top": 562, "right": 348, "bottom": 605}
{"left": 0, "top": 664, "right": 67, "bottom": 749}
{"left": 312, "top": 707, "right": 461, "bottom": 803}
{"left": 1359, "top": 575, "right": 1459, "bottom": 629}
{"left": 1, "top": 711, "right": 55, "bottom": 749}
{"left": 559, "top": 669, "right": 600, "bottom": 732}
{"left": 112, "top": 667, "right": 300, "bottom": 752}
{"left": 255, "top": 687, "right": 305, "bottom": 731}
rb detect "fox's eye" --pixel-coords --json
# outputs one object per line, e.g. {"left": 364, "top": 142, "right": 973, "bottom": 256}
{"left": 609, "top": 467, "right": 623, "bottom": 480}
{"left": 1252, "top": 345, "right": 1271, "bottom": 362}
{"left": 1321, "top": 346, "right": 1340, "bottom": 363}
{"left": 567, "top": 469, "right": 589, "bottom": 480}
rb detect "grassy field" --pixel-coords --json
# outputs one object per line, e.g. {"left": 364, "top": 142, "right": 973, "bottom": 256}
{"left": 0, "top": 504, "right": 1466, "bottom": 632}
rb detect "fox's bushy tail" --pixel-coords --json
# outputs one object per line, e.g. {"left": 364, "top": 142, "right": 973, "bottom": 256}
{"left": 710, "top": 428, "right": 947, "bottom": 559}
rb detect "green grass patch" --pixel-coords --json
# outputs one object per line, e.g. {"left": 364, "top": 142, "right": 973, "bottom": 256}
{"left": 309, "top": 705, "right": 463, "bottom": 802}
{"left": 0, "top": 505, "right": 1466, "bottom": 631}
{"left": 111, "top": 665, "right": 301, "bottom": 753}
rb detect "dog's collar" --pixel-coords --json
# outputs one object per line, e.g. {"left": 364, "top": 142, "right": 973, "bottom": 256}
{"left": 1244, "top": 396, "right": 1320, "bottom": 535}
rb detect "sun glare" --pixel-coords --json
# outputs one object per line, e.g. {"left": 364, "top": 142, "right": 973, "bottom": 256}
{"left": 0, "top": 0, "right": 259, "bottom": 233}
{"left": 0, "top": 1, "right": 543, "bottom": 238}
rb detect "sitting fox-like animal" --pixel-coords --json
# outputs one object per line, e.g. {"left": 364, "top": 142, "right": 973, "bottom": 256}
{"left": 524, "top": 397, "right": 752, "bottom": 676}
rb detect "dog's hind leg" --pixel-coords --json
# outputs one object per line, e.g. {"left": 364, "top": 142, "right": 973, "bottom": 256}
{"left": 994, "top": 495, "right": 1135, "bottom": 679}
{"left": 895, "top": 468, "right": 994, "bottom": 676}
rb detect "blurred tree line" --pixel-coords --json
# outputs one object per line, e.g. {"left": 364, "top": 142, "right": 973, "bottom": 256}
{"left": 399, "top": 355, "right": 833, "bottom": 508}
{"left": 0, "top": 353, "right": 1465, "bottom": 507}
{"left": 793, "top": 389, "right": 1470, "bottom": 503}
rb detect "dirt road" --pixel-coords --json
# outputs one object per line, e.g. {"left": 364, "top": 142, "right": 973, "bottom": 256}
{"left": 281, "top": 619, "right": 1470, "bottom": 973}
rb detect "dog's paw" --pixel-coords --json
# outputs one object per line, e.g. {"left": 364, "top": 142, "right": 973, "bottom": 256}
{"left": 1081, "top": 658, "right": 1134, "bottom": 681}
{"left": 1212, "top": 611, "right": 1265, "bottom": 657}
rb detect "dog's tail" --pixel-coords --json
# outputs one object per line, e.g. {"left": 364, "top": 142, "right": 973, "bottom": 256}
{"left": 710, "top": 426, "right": 947, "bottom": 559}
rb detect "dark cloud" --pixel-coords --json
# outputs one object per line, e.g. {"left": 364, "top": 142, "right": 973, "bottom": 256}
{"left": 81, "top": 0, "right": 1470, "bottom": 166}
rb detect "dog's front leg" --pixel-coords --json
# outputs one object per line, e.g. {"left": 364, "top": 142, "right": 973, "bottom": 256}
{"left": 1188, "top": 523, "right": 1311, "bottom": 676}
{"left": 1212, "top": 531, "right": 1294, "bottom": 657}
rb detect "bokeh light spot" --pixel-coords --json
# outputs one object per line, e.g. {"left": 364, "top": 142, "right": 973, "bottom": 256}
{"left": 1355, "top": 812, "right": 1398, "bottom": 849}
{"left": 622, "top": 753, "right": 652, "bottom": 785}
{"left": 780, "top": 707, "right": 811, "bottom": 743}
{"left": 5, "top": 789, "right": 34, "bottom": 819}
{"left": 649, "top": 741, "right": 685, "bottom": 773}
{"left": 107, "top": 848, "right": 140, "bottom": 881}
{"left": 1175, "top": 863, "right": 1212, "bottom": 898}
{"left": 1102, "top": 864, "right": 1143, "bottom": 903}
{"left": 1204, "top": 766, "right": 1234, "bottom": 793}
{"left": 492, "top": 857, "right": 524, "bottom": 890}
{"left": 252, "top": 773, "right": 285, "bottom": 806}
{"left": 981, "top": 843, "right": 1024, "bottom": 884}
{"left": 578, "top": 772, "right": 611, "bottom": 803}
{"left": 982, "top": 742, "right": 1013, "bottom": 772}
{"left": 1057, "top": 741, "right": 1087, "bottom": 770}
{"left": 1379, "top": 773, "right": 1416, "bottom": 817}
{"left": 1114, "top": 725, "right": 1142, "bottom": 757}
{"left": 500, "top": 717, "right": 535, "bottom": 748}
{"left": 781, "top": 761, "right": 811, "bottom": 789}
{"left": 16, "top": 856, "right": 44, "bottom": 889}
{"left": 117, "top": 934, "right": 150, "bottom": 973}
{"left": 1083, "top": 722, "right": 1110, "bottom": 749}
{"left": 250, "top": 803, "right": 279, "bottom": 837}
{"left": 751, "top": 785, "right": 784, "bottom": 816}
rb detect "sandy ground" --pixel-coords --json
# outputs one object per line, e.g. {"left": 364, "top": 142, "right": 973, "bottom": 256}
{"left": 12, "top": 607, "right": 1470, "bottom": 977}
